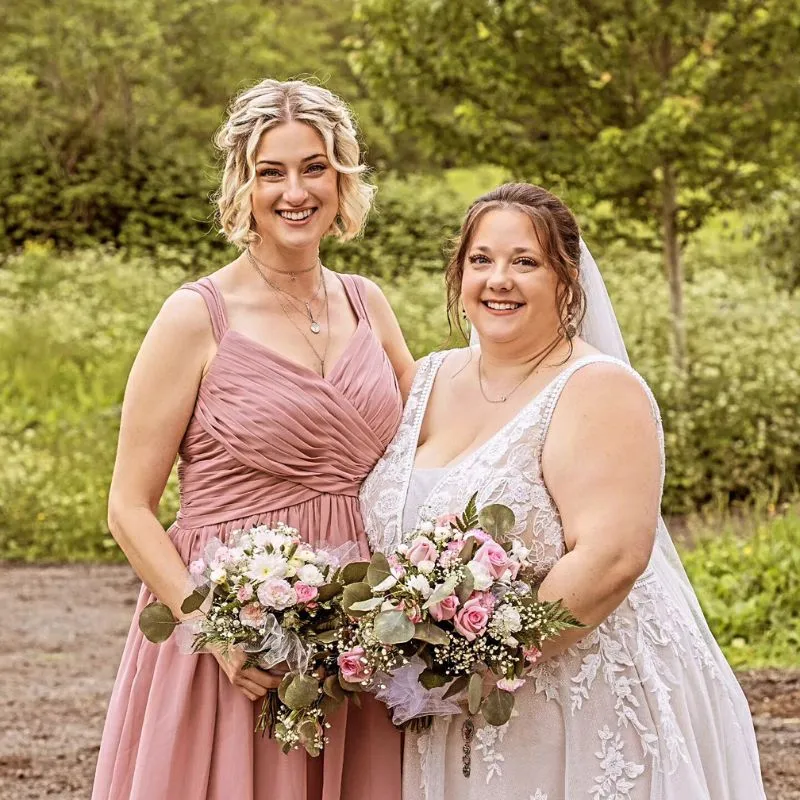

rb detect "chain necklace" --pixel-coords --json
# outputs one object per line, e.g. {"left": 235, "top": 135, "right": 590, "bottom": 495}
{"left": 477, "top": 337, "right": 564, "bottom": 403}
{"left": 246, "top": 250, "right": 325, "bottom": 334}
{"left": 247, "top": 252, "right": 331, "bottom": 376}
{"left": 247, "top": 247, "right": 318, "bottom": 282}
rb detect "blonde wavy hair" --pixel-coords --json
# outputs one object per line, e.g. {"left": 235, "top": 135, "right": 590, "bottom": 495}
{"left": 214, "top": 79, "right": 374, "bottom": 248}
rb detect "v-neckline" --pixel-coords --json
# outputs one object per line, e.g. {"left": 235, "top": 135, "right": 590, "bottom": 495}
{"left": 412, "top": 351, "right": 600, "bottom": 472}
{"left": 210, "top": 273, "right": 367, "bottom": 385}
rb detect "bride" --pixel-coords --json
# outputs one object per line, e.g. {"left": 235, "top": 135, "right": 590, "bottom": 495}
{"left": 360, "top": 183, "right": 765, "bottom": 799}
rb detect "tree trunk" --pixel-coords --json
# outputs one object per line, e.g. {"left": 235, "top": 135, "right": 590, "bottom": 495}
{"left": 661, "top": 161, "right": 687, "bottom": 371}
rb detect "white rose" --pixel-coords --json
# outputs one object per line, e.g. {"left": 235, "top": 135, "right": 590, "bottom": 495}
{"left": 511, "top": 540, "right": 530, "bottom": 563}
{"left": 209, "top": 567, "right": 227, "bottom": 584}
{"left": 257, "top": 579, "right": 297, "bottom": 610}
{"left": 418, "top": 521, "right": 435, "bottom": 534}
{"left": 295, "top": 547, "right": 317, "bottom": 563}
{"left": 297, "top": 564, "right": 325, "bottom": 587}
{"left": 417, "top": 560, "right": 436, "bottom": 575}
{"left": 433, "top": 526, "right": 451, "bottom": 542}
{"left": 467, "top": 560, "right": 493, "bottom": 591}
{"left": 408, "top": 574, "right": 433, "bottom": 599}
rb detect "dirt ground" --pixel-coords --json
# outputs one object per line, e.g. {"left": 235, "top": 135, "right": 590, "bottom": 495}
{"left": 1, "top": 564, "right": 798, "bottom": 800}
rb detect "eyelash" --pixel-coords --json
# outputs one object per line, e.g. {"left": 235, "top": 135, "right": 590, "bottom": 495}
{"left": 258, "top": 163, "right": 327, "bottom": 179}
{"left": 468, "top": 254, "right": 537, "bottom": 269}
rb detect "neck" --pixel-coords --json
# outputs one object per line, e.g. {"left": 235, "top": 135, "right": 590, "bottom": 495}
{"left": 247, "top": 240, "right": 322, "bottom": 294}
{"left": 476, "top": 330, "right": 567, "bottom": 375}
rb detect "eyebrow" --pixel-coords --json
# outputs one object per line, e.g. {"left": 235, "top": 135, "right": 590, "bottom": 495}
{"left": 473, "top": 245, "right": 537, "bottom": 255}
{"left": 255, "top": 153, "right": 327, "bottom": 166}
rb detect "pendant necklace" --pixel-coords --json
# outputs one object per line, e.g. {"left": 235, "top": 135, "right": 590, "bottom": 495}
{"left": 246, "top": 250, "right": 324, "bottom": 334}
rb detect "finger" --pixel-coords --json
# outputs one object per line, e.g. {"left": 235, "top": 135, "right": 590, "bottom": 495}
{"left": 245, "top": 668, "right": 283, "bottom": 690}
{"left": 236, "top": 676, "right": 269, "bottom": 698}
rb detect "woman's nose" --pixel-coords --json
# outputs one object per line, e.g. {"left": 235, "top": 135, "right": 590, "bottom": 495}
{"left": 486, "top": 264, "right": 513, "bottom": 291}
{"left": 283, "top": 175, "right": 309, "bottom": 206}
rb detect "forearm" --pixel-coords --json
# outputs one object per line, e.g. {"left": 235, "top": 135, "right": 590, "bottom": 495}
{"left": 535, "top": 544, "right": 644, "bottom": 661}
{"left": 109, "top": 502, "right": 193, "bottom": 620}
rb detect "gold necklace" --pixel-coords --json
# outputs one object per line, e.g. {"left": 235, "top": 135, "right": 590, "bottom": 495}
{"left": 477, "top": 338, "right": 564, "bottom": 403}
{"left": 246, "top": 250, "right": 325, "bottom": 334}
{"left": 247, "top": 248, "right": 318, "bottom": 282}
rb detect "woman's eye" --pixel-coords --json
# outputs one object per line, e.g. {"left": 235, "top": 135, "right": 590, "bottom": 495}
{"left": 259, "top": 168, "right": 283, "bottom": 179}
{"left": 514, "top": 257, "right": 537, "bottom": 269}
{"left": 468, "top": 254, "right": 491, "bottom": 266}
{"left": 306, "top": 163, "right": 327, "bottom": 174}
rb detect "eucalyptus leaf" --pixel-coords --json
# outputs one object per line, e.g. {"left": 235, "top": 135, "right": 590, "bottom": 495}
{"left": 458, "top": 537, "right": 478, "bottom": 563}
{"left": 277, "top": 673, "right": 294, "bottom": 705}
{"left": 468, "top": 672, "right": 483, "bottom": 715}
{"left": 324, "top": 674, "right": 345, "bottom": 701}
{"left": 314, "top": 629, "right": 340, "bottom": 644}
{"left": 478, "top": 504, "right": 516, "bottom": 539}
{"left": 422, "top": 573, "right": 459, "bottom": 610}
{"left": 138, "top": 601, "right": 178, "bottom": 643}
{"left": 483, "top": 686, "right": 515, "bottom": 726}
{"left": 413, "top": 622, "right": 450, "bottom": 645}
{"left": 338, "top": 672, "right": 367, "bottom": 693}
{"left": 455, "top": 572, "right": 474, "bottom": 605}
{"left": 180, "top": 585, "right": 210, "bottom": 615}
{"left": 419, "top": 669, "right": 451, "bottom": 689}
{"left": 442, "top": 675, "right": 470, "bottom": 700}
{"left": 373, "top": 609, "right": 415, "bottom": 644}
{"left": 316, "top": 582, "right": 343, "bottom": 602}
{"left": 366, "top": 551, "right": 392, "bottom": 589}
{"left": 283, "top": 674, "right": 320, "bottom": 710}
{"left": 342, "top": 582, "right": 373, "bottom": 617}
{"left": 348, "top": 596, "right": 384, "bottom": 612}
{"left": 340, "top": 562, "right": 369, "bottom": 585}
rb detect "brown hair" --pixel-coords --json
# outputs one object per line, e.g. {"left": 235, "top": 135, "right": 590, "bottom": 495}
{"left": 446, "top": 182, "right": 586, "bottom": 344}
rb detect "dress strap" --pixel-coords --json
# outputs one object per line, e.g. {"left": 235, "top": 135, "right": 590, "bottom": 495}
{"left": 179, "top": 277, "right": 229, "bottom": 343}
{"left": 338, "top": 273, "right": 372, "bottom": 328}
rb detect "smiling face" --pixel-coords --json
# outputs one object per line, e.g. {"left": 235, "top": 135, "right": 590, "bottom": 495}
{"left": 460, "top": 208, "right": 563, "bottom": 346}
{"left": 251, "top": 121, "right": 339, "bottom": 252}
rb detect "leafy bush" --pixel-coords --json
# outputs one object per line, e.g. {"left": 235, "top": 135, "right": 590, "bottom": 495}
{"left": 680, "top": 509, "right": 800, "bottom": 668}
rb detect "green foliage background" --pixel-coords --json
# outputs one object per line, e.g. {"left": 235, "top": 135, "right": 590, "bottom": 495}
{"left": 1, "top": 1, "right": 798, "bottom": 668}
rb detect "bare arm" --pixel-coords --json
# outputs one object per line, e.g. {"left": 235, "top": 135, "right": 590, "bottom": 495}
{"left": 108, "top": 288, "right": 280, "bottom": 698}
{"left": 535, "top": 363, "right": 662, "bottom": 660}
{"left": 107, "top": 289, "right": 212, "bottom": 618}
{"left": 362, "top": 277, "right": 415, "bottom": 379}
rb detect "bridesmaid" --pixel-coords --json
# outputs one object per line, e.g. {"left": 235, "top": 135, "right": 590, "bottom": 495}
{"left": 92, "top": 79, "right": 412, "bottom": 800}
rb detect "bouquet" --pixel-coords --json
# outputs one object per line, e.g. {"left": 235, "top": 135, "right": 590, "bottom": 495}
{"left": 338, "top": 495, "right": 583, "bottom": 730}
{"left": 138, "top": 523, "right": 361, "bottom": 756}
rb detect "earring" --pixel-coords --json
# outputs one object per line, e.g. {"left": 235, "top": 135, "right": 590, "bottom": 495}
{"left": 564, "top": 313, "right": 577, "bottom": 339}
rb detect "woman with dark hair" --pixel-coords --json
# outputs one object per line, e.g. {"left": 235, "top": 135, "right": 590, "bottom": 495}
{"left": 361, "top": 183, "right": 764, "bottom": 799}
{"left": 93, "top": 78, "right": 411, "bottom": 800}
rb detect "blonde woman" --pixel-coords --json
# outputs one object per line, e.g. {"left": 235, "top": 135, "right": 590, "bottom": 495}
{"left": 92, "top": 79, "right": 411, "bottom": 800}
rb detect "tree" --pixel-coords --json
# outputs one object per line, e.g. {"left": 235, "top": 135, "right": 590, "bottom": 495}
{"left": 352, "top": 0, "right": 800, "bottom": 367}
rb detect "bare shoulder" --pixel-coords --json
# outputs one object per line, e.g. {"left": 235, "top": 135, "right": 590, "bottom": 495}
{"left": 551, "top": 359, "right": 657, "bottom": 443}
{"left": 357, "top": 275, "right": 392, "bottom": 313}
{"left": 153, "top": 284, "right": 214, "bottom": 339}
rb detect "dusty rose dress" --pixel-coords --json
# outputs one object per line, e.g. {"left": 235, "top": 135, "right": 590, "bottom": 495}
{"left": 92, "top": 274, "right": 403, "bottom": 800}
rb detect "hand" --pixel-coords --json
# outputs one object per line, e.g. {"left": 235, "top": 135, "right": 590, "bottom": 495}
{"left": 210, "top": 645, "right": 284, "bottom": 701}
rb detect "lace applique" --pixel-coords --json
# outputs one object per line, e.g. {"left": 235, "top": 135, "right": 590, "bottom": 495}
{"left": 591, "top": 726, "right": 646, "bottom": 799}
{"left": 474, "top": 718, "right": 512, "bottom": 783}
{"left": 529, "top": 791, "right": 548, "bottom": 800}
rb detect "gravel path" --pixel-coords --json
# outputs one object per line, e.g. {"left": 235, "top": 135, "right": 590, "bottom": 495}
{"left": 1, "top": 564, "right": 798, "bottom": 799}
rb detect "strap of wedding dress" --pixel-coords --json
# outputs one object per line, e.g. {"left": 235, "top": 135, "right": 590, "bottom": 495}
{"left": 180, "top": 278, "right": 230, "bottom": 343}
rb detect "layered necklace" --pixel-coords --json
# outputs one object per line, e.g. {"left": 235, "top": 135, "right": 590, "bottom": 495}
{"left": 246, "top": 249, "right": 331, "bottom": 375}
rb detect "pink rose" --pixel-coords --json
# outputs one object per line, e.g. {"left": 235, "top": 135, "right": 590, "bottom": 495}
{"left": 239, "top": 602, "right": 267, "bottom": 629}
{"left": 388, "top": 555, "right": 406, "bottom": 579}
{"left": 453, "top": 597, "right": 490, "bottom": 641}
{"left": 237, "top": 583, "right": 254, "bottom": 603}
{"left": 407, "top": 536, "right": 437, "bottom": 566}
{"left": 437, "top": 549, "right": 460, "bottom": 569}
{"left": 398, "top": 600, "right": 423, "bottom": 623}
{"left": 189, "top": 559, "right": 206, "bottom": 586}
{"left": 523, "top": 645, "right": 543, "bottom": 666}
{"left": 294, "top": 582, "right": 319, "bottom": 604}
{"left": 429, "top": 594, "right": 460, "bottom": 622}
{"left": 337, "top": 646, "right": 373, "bottom": 683}
{"left": 468, "top": 529, "right": 492, "bottom": 544}
{"left": 436, "top": 513, "right": 459, "bottom": 528}
{"left": 473, "top": 540, "right": 512, "bottom": 580}
{"left": 446, "top": 540, "right": 463, "bottom": 552}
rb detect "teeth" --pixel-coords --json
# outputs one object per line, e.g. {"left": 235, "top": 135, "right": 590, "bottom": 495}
{"left": 486, "top": 301, "right": 521, "bottom": 311}
{"left": 278, "top": 209, "right": 314, "bottom": 221}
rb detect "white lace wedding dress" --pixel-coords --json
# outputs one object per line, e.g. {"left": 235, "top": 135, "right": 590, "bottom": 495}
{"left": 360, "top": 350, "right": 765, "bottom": 800}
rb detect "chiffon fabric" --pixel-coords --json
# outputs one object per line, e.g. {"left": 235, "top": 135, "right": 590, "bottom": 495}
{"left": 92, "top": 274, "right": 403, "bottom": 800}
